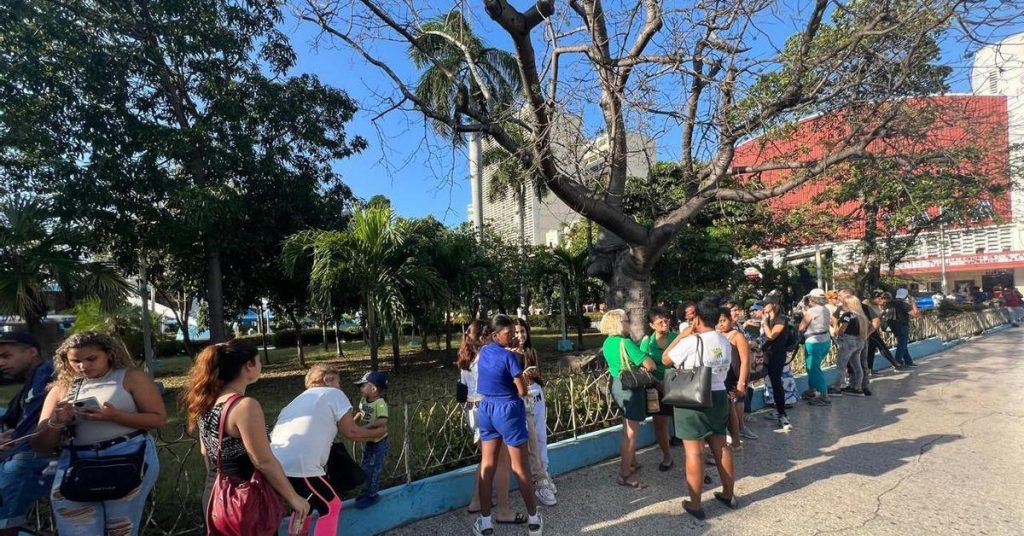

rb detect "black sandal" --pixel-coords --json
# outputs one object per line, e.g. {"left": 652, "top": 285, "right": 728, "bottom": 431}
{"left": 658, "top": 460, "right": 675, "bottom": 472}
{"left": 713, "top": 492, "right": 739, "bottom": 509}
{"left": 495, "top": 513, "right": 528, "bottom": 525}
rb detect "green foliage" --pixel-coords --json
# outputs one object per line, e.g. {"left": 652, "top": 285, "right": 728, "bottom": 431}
{"left": 410, "top": 10, "right": 521, "bottom": 141}
{"left": 0, "top": 200, "right": 131, "bottom": 338}
{"left": 1, "top": 0, "right": 363, "bottom": 342}
{"left": 70, "top": 299, "right": 162, "bottom": 362}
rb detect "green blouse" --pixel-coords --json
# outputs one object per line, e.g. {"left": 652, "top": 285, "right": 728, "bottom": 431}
{"left": 640, "top": 332, "right": 678, "bottom": 381}
{"left": 602, "top": 335, "right": 646, "bottom": 377}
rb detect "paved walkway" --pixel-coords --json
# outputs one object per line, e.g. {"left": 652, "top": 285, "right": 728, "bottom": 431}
{"left": 389, "top": 330, "right": 1024, "bottom": 535}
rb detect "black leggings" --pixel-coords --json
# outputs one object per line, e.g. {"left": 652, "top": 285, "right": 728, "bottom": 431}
{"left": 765, "top": 347, "right": 787, "bottom": 417}
{"left": 287, "top": 475, "right": 340, "bottom": 516}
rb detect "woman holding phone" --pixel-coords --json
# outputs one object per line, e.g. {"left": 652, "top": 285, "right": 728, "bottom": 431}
{"left": 512, "top": 318, "right": 557, "bottom": 507}
{"left": 32, "top": 332, "right": 167, "bottom": 536}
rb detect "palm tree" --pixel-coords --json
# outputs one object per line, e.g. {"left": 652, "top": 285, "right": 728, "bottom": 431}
{"left": 410, "top": 10, "right": 521, "bottom": 237}
{"left": 0, "top": 200, "right": 131, "bottom": 349}
{"left": 282, "top": 206, "right": 442, "bottom": 372}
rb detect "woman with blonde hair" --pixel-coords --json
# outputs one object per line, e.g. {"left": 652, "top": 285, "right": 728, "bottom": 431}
{"left": 32, "top": 332, "right": 166, "bottom": 536}
{"left": 600, "top": 309, "right": 656, "bottom": 489}
{"left": 181, "top": 340, "right": 309, "bottom": 534}
{"left": 831, "top": 296, "right": 869, "bottom": 396}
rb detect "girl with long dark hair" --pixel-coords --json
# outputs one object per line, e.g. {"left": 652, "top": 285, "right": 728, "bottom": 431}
{"left": 513, "top": 318, "right": 556, "bottom": 506}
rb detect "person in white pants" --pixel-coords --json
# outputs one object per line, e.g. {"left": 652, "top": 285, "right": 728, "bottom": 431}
{"left": 514, "top": 318, "right": 557, "bottom": 506}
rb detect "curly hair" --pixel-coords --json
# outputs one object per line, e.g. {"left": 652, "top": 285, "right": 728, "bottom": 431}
{"left": 53, "top": 331, "right": 135, "bottom": 391}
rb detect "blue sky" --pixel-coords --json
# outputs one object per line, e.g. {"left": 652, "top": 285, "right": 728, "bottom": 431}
{"left": 279, "top": 6, "right": 1013, "bottom": 226}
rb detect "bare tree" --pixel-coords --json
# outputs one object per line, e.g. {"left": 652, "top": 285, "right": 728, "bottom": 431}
{"left": 297, "top": 0, "right": 1020, "bottom": 338}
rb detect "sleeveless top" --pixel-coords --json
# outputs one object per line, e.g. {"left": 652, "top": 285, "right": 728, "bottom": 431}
{"left": 71, "top": 368, "right": 139, "bottom": 445}
{"left": 199, "top": 399, "right": 256, "bottom": 480}
{"left": 805, "top": 305, "right": 831, "bottom": 343}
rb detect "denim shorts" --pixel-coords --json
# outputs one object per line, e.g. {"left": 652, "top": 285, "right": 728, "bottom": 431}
{"left": 477, "top": 397, "right": 528, "bottom": 447}
{"left": 0, "top": 453, "right": 56, "bottom": 529}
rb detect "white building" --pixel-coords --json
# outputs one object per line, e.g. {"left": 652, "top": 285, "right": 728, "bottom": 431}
{"left": 468, "top": 113, "right": 655, "bottom": 247}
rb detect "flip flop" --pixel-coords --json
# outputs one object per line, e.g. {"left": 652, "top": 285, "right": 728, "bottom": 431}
{"left": 713, "top": 492, "right": 739, "bottom": 509}
{"left": 616, "top": 470, "right": 648, "bottom": 489}
{"left": 682, "top": 500, "right": 706, "bottom": 520}
{"left": 658, "top": 460, "right": 675, "bottom": 472}
{"left": 495, "top": 512, "right": 528, "bottom": 525}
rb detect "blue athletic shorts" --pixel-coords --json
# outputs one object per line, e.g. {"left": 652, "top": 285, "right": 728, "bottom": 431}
{"left": 477, "top": 397, "right": 528, "bottom": 447}
{"left": 0, "top": 453, "right": 55, "bottom": 529}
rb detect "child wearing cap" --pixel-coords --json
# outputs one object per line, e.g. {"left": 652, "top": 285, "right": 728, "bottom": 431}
{"left": 354, "top": 372, "right": 389, "bottom": 509}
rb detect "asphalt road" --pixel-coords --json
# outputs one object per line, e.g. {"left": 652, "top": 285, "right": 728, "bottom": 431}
{"left": 388, "top": 330, "right": 1024, "bottom": 536}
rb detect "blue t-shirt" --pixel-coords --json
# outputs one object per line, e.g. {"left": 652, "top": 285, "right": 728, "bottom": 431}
{"left": 2, "top": 359, "right": 54, "bottom": 460}
{"left": 475, "top": 343, "right": 523, "bottom": 399}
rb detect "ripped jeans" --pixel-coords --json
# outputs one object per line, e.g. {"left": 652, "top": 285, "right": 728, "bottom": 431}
{"left": 50, "top": 434, "right": 159, "bottom": 536}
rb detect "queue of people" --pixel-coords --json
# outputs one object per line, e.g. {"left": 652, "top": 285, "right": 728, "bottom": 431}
{"left": 0, "top": 283, "right": 942, "bottom": 535}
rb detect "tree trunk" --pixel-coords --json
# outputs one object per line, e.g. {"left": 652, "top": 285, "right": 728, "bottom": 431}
{"left": 575, "top": 290, "right": 585, "bottom": 348}
{"left": 160, "top": 289, "right": 194, "bottom": 359}
{"left": 288, "top": 311, "right": 306, "bottom": 368}
{"left": 420, "top": 323, "right": 429, "bottom": 352}
{"left": 139, "top": 261, "right": 156, "bottom": 375}
{"left": 320, "top": 314, "right": 329, "bottom": 352}
{"left": 391, "top": 319, "right": 401, "bottom": 372}
{"left": 367, "top": 305, "right": 379, "bottom": 371}
{"left": 604, "top": 250, "right": 652, "bottom": 342}
{"left": 518, "top": 192, "right": 528, "bottom": 311}
{"left": 205, "top": 243, "right": 227, "bottom": 343}
{"left": 334, "top": 319, "right": 344, "bottom": 358}
{"left": 443, "top": 310, "right": 453, "bottom": 367}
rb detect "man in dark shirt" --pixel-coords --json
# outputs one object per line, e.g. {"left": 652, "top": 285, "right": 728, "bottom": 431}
{"left": 0, "top": 331, "right": 56, "bottom": 535}
{"left": 888, "top": 289, "right": 919, "bottom": 368}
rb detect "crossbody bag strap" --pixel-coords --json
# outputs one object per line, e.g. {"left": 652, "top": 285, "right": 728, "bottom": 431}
{"left": 63, "top": 378, "right": 87, "bottom": 457}
{"left": 696, "top": 334, "right": 705, "bottom": 368}
{"left": 215, "top": 394, "right": 244, "bottom": 474}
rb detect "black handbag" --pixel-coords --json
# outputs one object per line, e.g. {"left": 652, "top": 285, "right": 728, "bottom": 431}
{"left": 60, "top": 440, "right": 147, "bottom": 502}
{"left": 455, "top": 381, "right": 469, "bottom": 403}
{"left": 618, "top": 340, "right": 656, "bottom": 389}
{"left": 325, "top": 441, "right": 366, "bottom": 493}
{"left": 661, "top": 334, "right": 712, "bottom": 408}
{"left": 59, "top": 378, "right": 148, "bottom": 502}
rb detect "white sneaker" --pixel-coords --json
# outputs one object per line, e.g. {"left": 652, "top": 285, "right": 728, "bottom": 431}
{"left": 472, "top": 517, "right": 494, "bottom": 536}
{"left": 536, "top": 486, "right": 557, "bottom": 506}
{"left": 528, "top": 513, "right": 543, "bottom": 536}
{"left": 777, "top": 415, "right": 792, "bottom": 432}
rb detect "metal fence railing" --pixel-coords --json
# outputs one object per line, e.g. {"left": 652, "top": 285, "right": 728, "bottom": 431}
{"left": 21, "top": 307, "right": 1010, "bottom": 535}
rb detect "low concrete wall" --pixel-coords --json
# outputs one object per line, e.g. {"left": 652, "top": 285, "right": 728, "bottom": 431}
{"left": 288, "top": 325, "right": 1009, "bottom": 536}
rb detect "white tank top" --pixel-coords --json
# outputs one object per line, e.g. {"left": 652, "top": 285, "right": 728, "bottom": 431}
{"left": 72, "top": 368, "right": 140, "bottom": 445}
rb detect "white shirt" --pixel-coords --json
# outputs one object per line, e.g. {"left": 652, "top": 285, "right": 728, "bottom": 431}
{"left": 270, "top": 387, "right": 353, "bottom": 477}
{"left": 460, "top": 358, "right": 482, "bottom": 402}
{"left": 667, "top": 330, "right": 733, "bottom": 392}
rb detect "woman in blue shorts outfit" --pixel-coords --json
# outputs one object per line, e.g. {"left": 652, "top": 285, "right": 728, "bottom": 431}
{"left": 472, "top": 315, "right": 543, "bottom": 536}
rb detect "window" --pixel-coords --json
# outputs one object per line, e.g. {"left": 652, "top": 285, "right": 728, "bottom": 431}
{"left": 928, "top": 281, "right": 942, "bottom": 292}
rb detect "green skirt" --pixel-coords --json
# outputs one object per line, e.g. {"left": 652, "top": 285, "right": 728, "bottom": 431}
{"left": 673, "top": 390, "right": 730, "bottom": 440}
{"left": 610, "top": 376, "right": 648, "bottom": 422}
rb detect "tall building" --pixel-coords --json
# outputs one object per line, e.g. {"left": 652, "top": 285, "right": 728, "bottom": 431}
{"left": 468, "top": 113, "right": 655, "bottom": 247}
{"left": 739, "top": 32, "right": 1024, "bottom": 294}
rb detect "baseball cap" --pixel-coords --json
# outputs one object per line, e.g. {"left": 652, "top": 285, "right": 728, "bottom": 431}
{"left": 749, "top": 301, "right": 765, "bottom": 312}
{"left": 0, "top": 330, "right": 41, "bottom": 352}
{"left": 807, "top": 288, "right": 826, "bottom": 298}
{"left": 895, "top": 288, "right": 910, "bottom": 300}
{"left": 355, "top": 371, "right": 388, "bottom": 390}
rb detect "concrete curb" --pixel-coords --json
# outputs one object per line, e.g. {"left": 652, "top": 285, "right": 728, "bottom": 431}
{"left": 288, "top": 324, "right": 1011, "bottom": 536}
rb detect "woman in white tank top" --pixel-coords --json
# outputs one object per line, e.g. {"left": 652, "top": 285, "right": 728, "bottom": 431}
{"left": 32, "top": 332, "right": 166, "bottom": 536}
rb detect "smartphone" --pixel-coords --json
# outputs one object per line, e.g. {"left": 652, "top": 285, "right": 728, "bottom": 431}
{"left": 74, "top": 397, "right": 100, "bottom": 410}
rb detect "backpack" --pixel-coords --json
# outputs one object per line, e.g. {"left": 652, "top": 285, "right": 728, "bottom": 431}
{"left": 782, "top": 318, "right": 803, "bottom": 352}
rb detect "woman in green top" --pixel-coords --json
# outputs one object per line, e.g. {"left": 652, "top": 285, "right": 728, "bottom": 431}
{"left": 639, "top": 307, "right": 676, "bottom": 472}
{"left": 600, "top": 309, "right": 656, "bottom": 489}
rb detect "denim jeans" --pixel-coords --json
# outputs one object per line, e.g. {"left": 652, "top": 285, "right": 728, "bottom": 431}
{"left": 893, "top": 323, "right": 913, "bottom": 365}
{"left": 51, "top": 434, "right": 159, "bottom": 536}
{"left": 0, "top": 452, "right": 56, "bottom": 529}
{"left": 834, "top": 335, "right": 864, "bottom": 390}
{"left": 361, "top": 437, "right": 389, "bottom": 497}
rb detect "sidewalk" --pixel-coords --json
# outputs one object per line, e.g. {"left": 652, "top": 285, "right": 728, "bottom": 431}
{"left": 388, "top": 330, "right": 1024, "bottom": 535}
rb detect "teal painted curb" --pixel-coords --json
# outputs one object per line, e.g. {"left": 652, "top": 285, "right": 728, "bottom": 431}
{"left": 282, "top": 325, "right": 1012, "bottom": 536}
